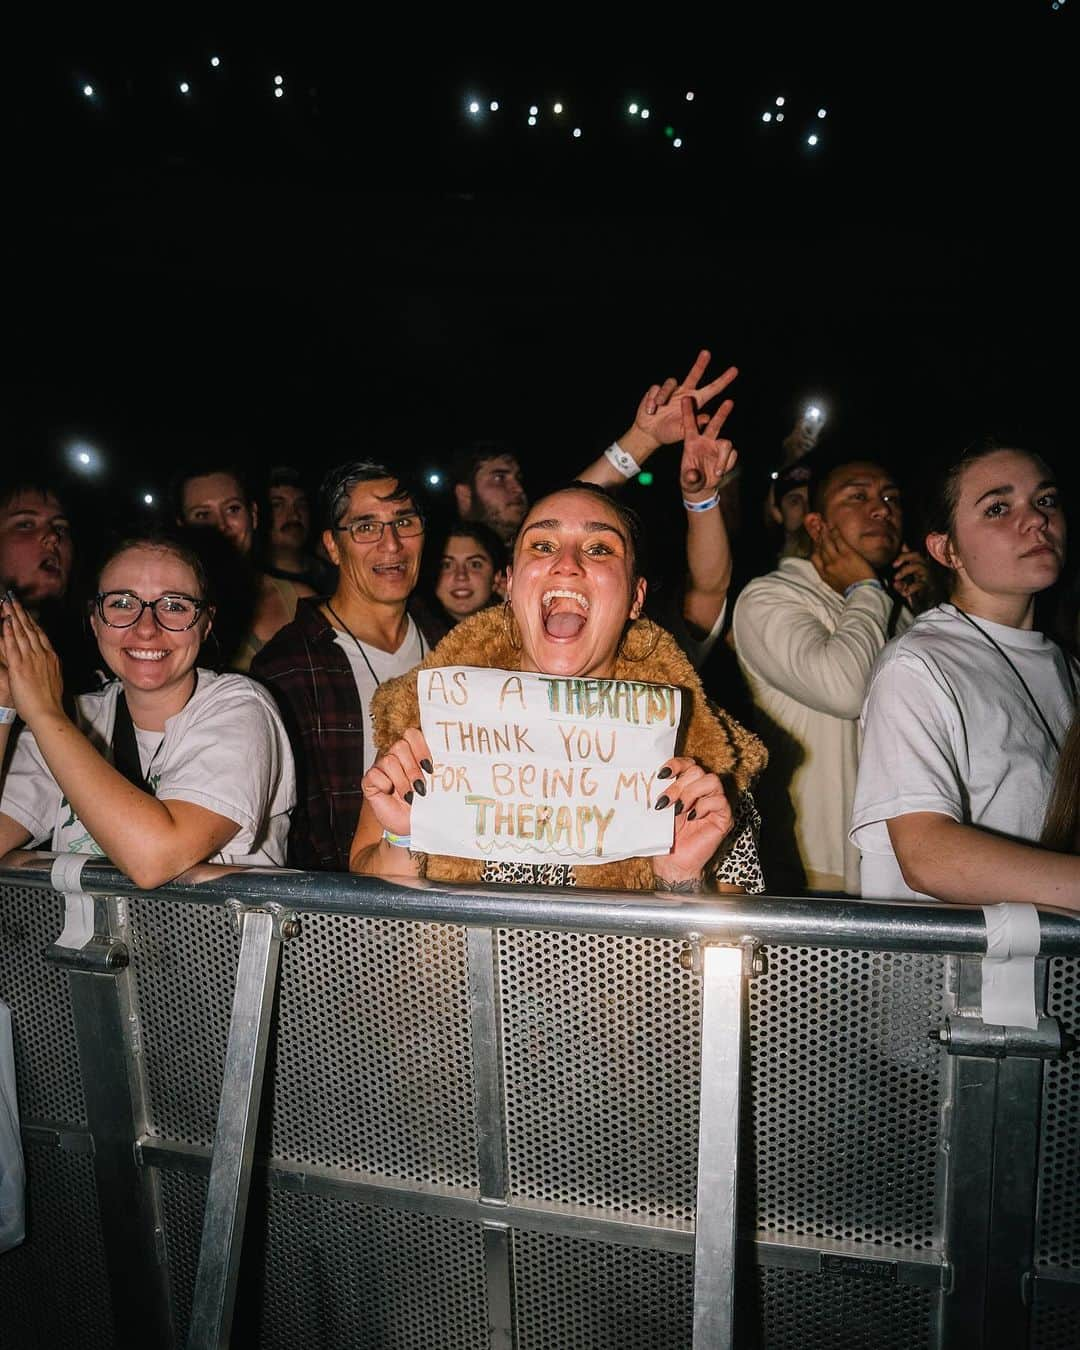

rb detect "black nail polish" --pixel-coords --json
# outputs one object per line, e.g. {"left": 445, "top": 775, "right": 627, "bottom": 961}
{"left": 657, "top": 766, "right": 673, "bottom": 780}
{"left": 419, "top": 758, "right": 434, "bottom": 774}
{"left": 655, "top": 795, "right": 670, "bottom": 811}
{"left": 413, "top": 779, "right": 427, "bottom": 797}
{"left": 404, "top": 791, "right": 414, "bottom": 805}
{"left": 673, "top": 800, "right": 684, "bottom": 815}
{"left": 687, "top": 808, "right": 697, "bottom": 821}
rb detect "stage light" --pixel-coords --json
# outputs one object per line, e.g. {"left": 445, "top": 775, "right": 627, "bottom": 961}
{"left": 572, "top": 127, "right": 582, "bottom": 138}
{"left": 427, "top": 472, "right": 442, "bottom": 488}
{"left": 673, "top": 138, "right": 683, "bottom": 148}
{"left": 468, "top": 100, "right": 480, "bottom": 114}
{"left": 274, "top": 88, "right": 283, "bottom": 99}
{"left": 685, "top": 91, "right": 695, "bottom": 101}
{"left": 143, "top": 493, "right": 155, "bottom": 506}
{"left": 529, "top": 104, "right": 538, "bottom": 116}
{"left": 807, "top": 134, "right": 819, "bottom": 146}
{"left": 665, "top": 125, "right": 675, "bottom": 138}
{"left": 68, "top": 443, "right": 102, "bottom": 474}
{"left": 640, "top": 108, "right": 650, "bottom": 119}
{"left": 274, "top": 75, "right": 284, "bottom": 87}
{"left": 805, "top": 404, "right": 825, "bottom": 423}
{"left": 775, "top": 96, "right": 785, "bottom": 107}
{"left": 179, "top": 82, "right": 190, "bottom": 95}
{"left": 489, "top": 100, "right": 499, "bottom": 111}
{"left": 82, "top": 84, "right": 94, "bottom": 97}
{"left": 638, "top": 471, "right": 654, "bottom": 487}
{"left": 817, "top": 107, "right": 827, "bottom": 118}
{"left": 771, "top": 471, "right": 779, "bottom": 480}
{"left": 528, "top": 115, "right": 537, "bottom": 126}
{"left": 776, "top": 112, "right": 785, "bottom": 122}
{"left": 762, "top": 112, "right": 772, "bottom": 123}
{"left": 553, "top": 102, "right": 563, "bottom": 114}
{"left": 210, "top": 57, "right": 221, "bottom": 68}
{"left": 628, "top": 102, "right": 639, "bottom": 115}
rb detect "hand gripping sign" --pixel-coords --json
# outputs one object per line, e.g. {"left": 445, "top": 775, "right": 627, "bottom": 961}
{"left": 411, "top": 666, "right": 682, "bottom": 865}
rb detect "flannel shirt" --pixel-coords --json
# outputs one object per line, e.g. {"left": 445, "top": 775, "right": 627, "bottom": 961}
{"left": 251, "top": 597, "right": 443, "bottom": 872}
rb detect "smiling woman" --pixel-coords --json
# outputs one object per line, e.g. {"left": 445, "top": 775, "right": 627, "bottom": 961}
{"left": 0, "top": 531, "right": 296, "bottom": 888}
{"left": 351, "top": 483, "right": 768, "bottom": 894}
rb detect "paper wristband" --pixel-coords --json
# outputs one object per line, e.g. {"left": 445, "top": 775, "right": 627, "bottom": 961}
{"left": 981, "top": 902, "right": 1041, "bottom": 1030}
{"left": 684, "top": 493, "right": 720, "bottom": 512}
{"left": 0, "top": 708, "right": 16, "bottom": 725}
{"left": 604, "top": 442, "right": 640, "bottom": 479}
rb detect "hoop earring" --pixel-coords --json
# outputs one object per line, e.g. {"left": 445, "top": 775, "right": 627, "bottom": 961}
{"left": 501, "top": 600, "right": 522, "bottom": 652}
{"left": 618, "top": 618, "right": 659, "bottom": 663}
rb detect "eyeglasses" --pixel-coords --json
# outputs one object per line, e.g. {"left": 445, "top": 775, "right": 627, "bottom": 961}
{"left": 94, "top": 591, "right": 206, "bottom": 631}
{"left": 334, "top": 512, "right": 425, "bottom": 544}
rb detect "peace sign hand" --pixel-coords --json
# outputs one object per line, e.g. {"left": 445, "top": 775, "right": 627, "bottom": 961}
{"left": 679, "top": 395, "right": 738, "bottom": 500}
{"left": 633, "top": 349, "right": 739, "bottom": 452}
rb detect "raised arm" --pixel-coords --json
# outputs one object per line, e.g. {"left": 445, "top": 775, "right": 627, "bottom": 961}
{"left": 678, "top": 395, "right": 737, "bottom": 637}
{"left": 578, "top": 350, "right": 738, "bottom": 488}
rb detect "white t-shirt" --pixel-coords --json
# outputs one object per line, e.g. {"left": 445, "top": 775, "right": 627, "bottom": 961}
{"left": 851, "top": 605, "right": 1078, "bottom": 900}
{"left": 0, "top": 669, "right": 296, "bottom": 866}
{"left": 332, "top": 617, "right": 429, "bottom": 774}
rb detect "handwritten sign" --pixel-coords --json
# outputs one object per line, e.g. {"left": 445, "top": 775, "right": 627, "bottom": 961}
{"left": 410, "top": 666, "right": 682, "bottom": 865}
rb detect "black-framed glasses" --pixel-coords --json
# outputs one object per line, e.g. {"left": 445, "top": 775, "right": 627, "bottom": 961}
{"left": 334, "top": 512, "right": 425, "bottom": 544}
{"left": 94, "top": 591, "right": 206, "bottom": 631}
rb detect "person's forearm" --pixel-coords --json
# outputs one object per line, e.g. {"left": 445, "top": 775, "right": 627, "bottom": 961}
{"left": 890, "top": 815, "right": 1080, "bottom": 907}
{"left": 577, "top": 426, "right": 660, "bottom": 487}
{"left": 350, "top": 836, "right": 423, "bottom": 878}
{"left": 26, "top": 709, "right": 223, "bottom": 885}
{"left": 683, "top": 507, "right": 733, "bottom": 634}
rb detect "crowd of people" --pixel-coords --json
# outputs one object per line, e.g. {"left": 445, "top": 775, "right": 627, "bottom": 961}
{"left": 0, "top": 349, "right": 1077, "bottom": 907}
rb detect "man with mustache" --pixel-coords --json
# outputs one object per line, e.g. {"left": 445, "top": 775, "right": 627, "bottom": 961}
{"left": 733, "top": 452, "right": 931, "bottom": 895}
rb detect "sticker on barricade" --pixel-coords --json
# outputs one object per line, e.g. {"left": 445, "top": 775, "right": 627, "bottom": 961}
{"left": 410, "top": 665, "right": 682, "bottom": 865}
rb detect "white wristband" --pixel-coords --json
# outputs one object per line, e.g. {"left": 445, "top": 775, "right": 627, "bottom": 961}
{"left": 604, "top": 441, "right": 640, "bottom": 480}
{"left": 683, "top": 493, "right": 720, "bottom": 512}
{"left": 0, "top": 707, "right": 16, "bottom": 725}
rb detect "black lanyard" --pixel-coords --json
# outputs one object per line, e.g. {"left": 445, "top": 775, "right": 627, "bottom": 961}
{"left": 111, "top": 692, "right": 158, "bottom": 796}
{"left": 951, "top": 606, "right": 1077, "bottom": 756}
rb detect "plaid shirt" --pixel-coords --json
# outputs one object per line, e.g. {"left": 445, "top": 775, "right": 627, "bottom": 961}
{"left": 251, "top": 597, "right": 443, "bottom": 872}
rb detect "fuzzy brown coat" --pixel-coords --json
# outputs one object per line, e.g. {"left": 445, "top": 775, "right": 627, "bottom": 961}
{"left": 370, "top": 606, "right": 767, "bottom": 889}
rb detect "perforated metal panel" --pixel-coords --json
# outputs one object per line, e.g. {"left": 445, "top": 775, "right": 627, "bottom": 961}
{"left": 749, "top": 946, "right": 949, "bottom": 1249}
{"left": 1031, "top": 1301, "right": 1080, "bottom": 1350}
{"left": 512, "top": 1229, "right": 693, "bottom": 1349}
{"left": 499, "top": 928, "right": 700, "bottom": 1219}
{"left": 0, "top": 1139, "right": 115, "bottom": 1349}
{"left": 1037, "top": 956, "right": 1080, "bottom": 1268}
{"left": 757, "top": 1265, "right": 935, "bottom": 1349}
{"left": 128, "top": 895, "right": 238, "bottom": 1145}
{"left": 268, "top": 913, "right": 478, "bottom": 1186}
{"left": 0, "top": 884, "right": 86, "bottom": 1125}
{"left": 158, "top": 1167, "right": 208, "bottom": 1346}
{"left": 256, "top": 1188, "right": 489, "bottom": 1349}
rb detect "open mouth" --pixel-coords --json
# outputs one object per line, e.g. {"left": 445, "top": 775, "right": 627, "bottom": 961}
{"left": 542, "top": 588, "right": 589, "bottom": 639}
{"left": 372, "top": 563, "right": 408, "bottom": 578}
{"left": 39, "top": 555, "right": 60, "bottom": 574}
{"left": 124, "top": 649, "right": 169, "bottom": 662}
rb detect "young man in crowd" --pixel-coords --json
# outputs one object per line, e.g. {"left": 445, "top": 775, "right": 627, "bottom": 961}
{"left": 733, "top": 452, "right": 931, "bottom": 895}
{"left": 451, "top": 442, "right": 529, "bottom": 548}
{"left": 0, "top": 482, "right": 74, "bottom": 614}
{"left": 251, "top": 461, "right": 444, "bottom": 871}
{"left": 265, "top": 466, "right": 336, "bottom": 595}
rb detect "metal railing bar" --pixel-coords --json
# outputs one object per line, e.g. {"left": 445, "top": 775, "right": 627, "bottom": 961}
{"left": 6, "top": 854, "right": 1080, "bottom": 955}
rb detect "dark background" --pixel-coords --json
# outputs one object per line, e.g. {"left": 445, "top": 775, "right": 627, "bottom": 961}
{"left": 4, "top": 18, "right": 1075, "bottom": 559}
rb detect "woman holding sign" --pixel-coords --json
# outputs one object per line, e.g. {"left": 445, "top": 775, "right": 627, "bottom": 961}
{"left": 351, "top": 481, "right": 767, "bottom": 893}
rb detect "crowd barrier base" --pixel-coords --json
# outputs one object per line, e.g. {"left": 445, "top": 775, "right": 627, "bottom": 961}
{"left": 1, "top": 853, "right": 1078, "bottom": 1349}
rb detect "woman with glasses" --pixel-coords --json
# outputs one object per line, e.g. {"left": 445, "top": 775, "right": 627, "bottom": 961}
{"left": 0, "top": 532, "right": 296, "bottom": 887}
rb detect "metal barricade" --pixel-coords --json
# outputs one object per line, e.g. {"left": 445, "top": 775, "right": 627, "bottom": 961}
{"left": 0, "top": 853, "right": 1077, "bottom": 1349}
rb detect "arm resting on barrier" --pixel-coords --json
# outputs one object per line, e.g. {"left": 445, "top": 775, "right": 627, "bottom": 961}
{"left": 888, "top": 812, "right": 1080, "bottom": 909}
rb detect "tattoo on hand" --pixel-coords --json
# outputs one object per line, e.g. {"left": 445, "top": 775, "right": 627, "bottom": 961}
{"left": 653, "top": 875, "right": 707, "bottom": 894}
